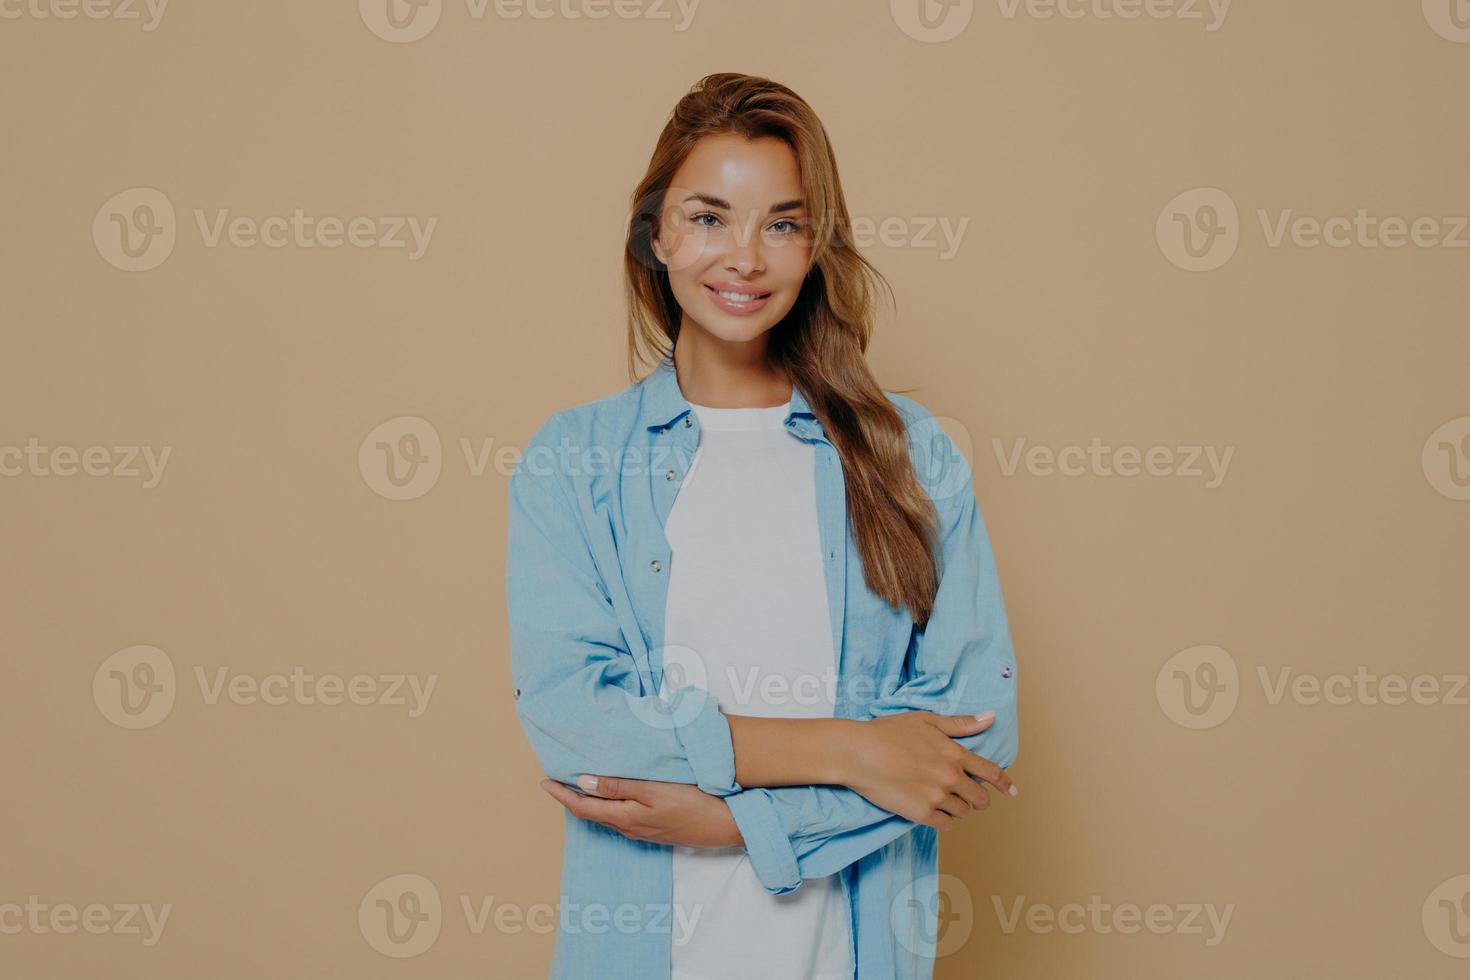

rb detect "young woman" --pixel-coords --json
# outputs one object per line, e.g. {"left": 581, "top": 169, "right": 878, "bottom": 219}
{"left": 507, "top": 72, "right": 1019, "bottom": 980}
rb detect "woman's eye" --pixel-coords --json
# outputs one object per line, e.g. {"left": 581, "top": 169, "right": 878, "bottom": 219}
{"left": 771, "top": 219, "right": 805, "bottom": 235}
{"left": 691, "top": 212, "right": 722, "bottom": 228}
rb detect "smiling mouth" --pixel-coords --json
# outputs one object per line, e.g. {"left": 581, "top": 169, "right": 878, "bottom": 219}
{"left": 704, "top": 284, "right": 772, "bottom": 302}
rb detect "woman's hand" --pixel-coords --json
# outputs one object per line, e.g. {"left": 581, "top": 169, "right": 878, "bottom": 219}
{"left": 841, "top": 710, "right": 1017, "bottom": 831}
{"left": 540, "top": 775, "right": 745, "bottom": 848}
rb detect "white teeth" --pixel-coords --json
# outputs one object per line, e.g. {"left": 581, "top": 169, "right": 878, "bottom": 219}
{"left": 715, "top": 289, "right": 760, "bottom": 302}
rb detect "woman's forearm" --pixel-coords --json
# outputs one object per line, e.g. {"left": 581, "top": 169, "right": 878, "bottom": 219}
{"left": 724, "top": 711, "right": 1012, "bottom": 822}
{"left": 725, "top": 715, "right": 855, "bottom": 788}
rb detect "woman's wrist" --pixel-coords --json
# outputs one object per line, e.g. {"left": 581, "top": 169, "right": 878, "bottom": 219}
{"left": 816, "top": 717, "right": 862, "bottom": 787}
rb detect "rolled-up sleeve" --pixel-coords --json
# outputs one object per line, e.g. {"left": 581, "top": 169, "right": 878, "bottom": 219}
{"left": 507, "top": 412, "right": 742, "bottom": 797}
{"left": 727, "top": 410, "right": 1019, "bottom": 893}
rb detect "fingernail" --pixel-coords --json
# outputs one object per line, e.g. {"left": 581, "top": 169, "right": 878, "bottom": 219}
{"left": 577, "top": 774, "right": 598, "bottom": 793}
{"left": 1009, "top": 785, "right": 1019, "bottom": 797}
{"left": 974, "top": 711, "right": 995, "bottom": 724}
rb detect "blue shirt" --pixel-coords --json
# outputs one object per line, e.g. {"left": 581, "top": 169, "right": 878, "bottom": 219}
{"left": 506, "top": 354, "right": 1019, "bottom": 979}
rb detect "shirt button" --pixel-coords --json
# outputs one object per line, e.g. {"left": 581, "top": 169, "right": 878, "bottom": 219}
{"left": 665, "top": 469, "right": 677, "bottom": 481}
{"left": 684, "top": 416, "right": 692, "bottom": 428}
{"left": 1001, "top": 666, "right": 1013, "bottom": 679}
{"left": 513, "top": 687, "right": 521, "bottom": 699}
{"left": 650, "top": 559, "right": 662, "bottom": 573}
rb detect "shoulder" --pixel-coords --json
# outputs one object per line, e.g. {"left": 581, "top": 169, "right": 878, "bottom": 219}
{"left": 521, "top": 375, "right": 645, "bottom": 451}
{"left": 881, "top": 388, "right": 954, "bottom": 455}
{"left": 512, "top": 375, "right": 649, "bottom": 500}
{"left": 881, "top": 388, "right": 976, "bottom": 505}
{"left": 882, "top": 389, "right": 931, "bottom": 425}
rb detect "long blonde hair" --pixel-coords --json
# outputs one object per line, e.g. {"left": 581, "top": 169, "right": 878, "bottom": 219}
{"left": 623, "top": 72, "right": 944, "bottom": 626}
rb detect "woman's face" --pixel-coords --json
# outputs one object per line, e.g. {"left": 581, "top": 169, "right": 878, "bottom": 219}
{"left": 651, "top": 133, "right": 814, "bottom": 347}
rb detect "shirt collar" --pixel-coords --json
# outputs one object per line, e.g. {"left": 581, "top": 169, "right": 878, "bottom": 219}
{"left": 638, "top": 353, "right": 817, "bottom": 431}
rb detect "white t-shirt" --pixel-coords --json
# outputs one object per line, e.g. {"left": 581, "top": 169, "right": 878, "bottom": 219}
{"left": 659, "top": 398, "right": 854, "bottom": 980}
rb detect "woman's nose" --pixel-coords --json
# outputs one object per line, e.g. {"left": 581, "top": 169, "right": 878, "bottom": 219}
{"left": 724, "top": 238, "right": 764, "bottom": 277}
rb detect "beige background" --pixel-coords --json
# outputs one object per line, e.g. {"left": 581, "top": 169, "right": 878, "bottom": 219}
{"left": 3, "top": 0, "right": 1469, "bottom": 976}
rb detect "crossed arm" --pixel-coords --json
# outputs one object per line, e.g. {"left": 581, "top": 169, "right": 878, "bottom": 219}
{"left": 507, "top": 409, "right": 1019, "bottom": 894}
{"left": 540, "top": 708, "right": 1013, "bottom": 849}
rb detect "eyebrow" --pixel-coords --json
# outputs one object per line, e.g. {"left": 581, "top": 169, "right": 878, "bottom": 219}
{"left": 680, "top": 193, "right": 805, "bottom": 215}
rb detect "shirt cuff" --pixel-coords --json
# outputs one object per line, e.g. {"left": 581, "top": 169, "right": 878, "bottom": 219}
{"left": 725, "top": 789, "right": 802, "bottom": 895}
{"left": 670, "top": 689, "right": 740, "bottom": 796}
